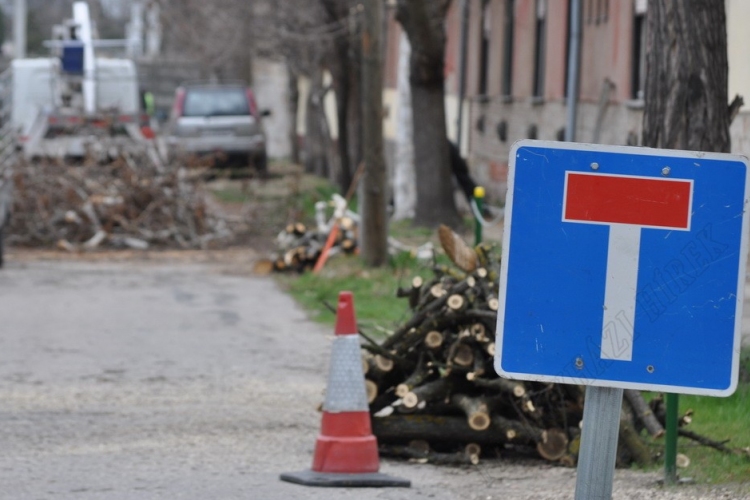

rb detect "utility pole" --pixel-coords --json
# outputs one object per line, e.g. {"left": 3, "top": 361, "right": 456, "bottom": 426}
{"left": 360, "top": 0, "right": 387, "bottom": 267}
{"left": 564, "top": 0, "right": 581, "bottom": 142}
{"left": 13, "top": 0, "right": 26, "bottom": 59}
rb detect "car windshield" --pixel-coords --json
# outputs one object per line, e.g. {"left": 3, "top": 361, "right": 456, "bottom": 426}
{"left": 182, "top": 88, "right": 249, "bottom": 117}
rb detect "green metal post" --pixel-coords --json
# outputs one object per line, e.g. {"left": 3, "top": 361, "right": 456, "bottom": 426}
{"left": 474, "top": 186, "right": 485, "bottom": 246}
{"left": 665, "top": 393, "right": 679, "bottom": 484}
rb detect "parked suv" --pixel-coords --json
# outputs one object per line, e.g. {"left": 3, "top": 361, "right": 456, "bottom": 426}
{"left": 166, "top": 82, "right": 269, "bottom": 174}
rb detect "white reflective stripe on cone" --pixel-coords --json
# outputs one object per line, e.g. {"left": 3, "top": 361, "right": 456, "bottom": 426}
{"left": 323, "top": 336, "right": 369, "bottom": 412}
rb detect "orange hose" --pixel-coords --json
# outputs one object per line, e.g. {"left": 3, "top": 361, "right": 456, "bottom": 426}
{"left": 313, "top": 223, "right": 340, "bottom": 273}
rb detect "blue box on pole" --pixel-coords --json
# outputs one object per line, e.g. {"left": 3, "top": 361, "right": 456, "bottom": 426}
{"left": 60, "top": 43, "right": 84, "bottom": 74}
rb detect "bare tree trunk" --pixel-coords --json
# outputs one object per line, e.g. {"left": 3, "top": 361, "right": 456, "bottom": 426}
{"left": 642, "top": 1, "right": 730, "bottom": 152}
{"left": 304, "top": 66, "right": 329, "bottom": 176}
{"left": 396, "top": 0, "right": 461, "bottom": 228}
{"left": 288, "top": 67, "right": 300, "bottom": 164}
{"left": 347, "top": 44, "right": 364, "bottom": 180}
{"left": 319, "top": 0, "right": 355, "bottom": 194}
{"left": 360, "top": 0, "right": 388, "bottom": 267}
{"left": 393, "top": 32, "right": 416, "bottom": 221}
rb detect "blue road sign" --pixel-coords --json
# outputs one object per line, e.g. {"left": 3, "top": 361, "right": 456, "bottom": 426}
{"left": 495, "top": 140, "right": 750, "bottom": 396}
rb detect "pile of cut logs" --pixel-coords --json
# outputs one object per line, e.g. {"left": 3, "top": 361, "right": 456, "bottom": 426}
{"left": 360, "top": 226, "right": 737, "bottom": 467}
{"left": 271, "top": 216, "right": 357, "bottom": 273}
{"left": 6, "top": 150, "right": 234, "bottom": 250}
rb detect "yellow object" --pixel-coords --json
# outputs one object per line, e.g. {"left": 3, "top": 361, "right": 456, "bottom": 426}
{"left": 473, "top": 186, "right": 485, "bottom": 198}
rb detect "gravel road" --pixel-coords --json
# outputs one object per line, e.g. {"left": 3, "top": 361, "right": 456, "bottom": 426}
{"left": 0, "top": 252, "right": 747, "bottom": 499}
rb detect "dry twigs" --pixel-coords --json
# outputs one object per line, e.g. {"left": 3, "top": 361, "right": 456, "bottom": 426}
{"left": 6, "top": 151, "right": 234, "bottom": 250}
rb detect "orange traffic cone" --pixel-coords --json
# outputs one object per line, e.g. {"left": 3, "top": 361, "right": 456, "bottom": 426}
{"left": 280, "top": 291, "right": 410, "bottom": 488}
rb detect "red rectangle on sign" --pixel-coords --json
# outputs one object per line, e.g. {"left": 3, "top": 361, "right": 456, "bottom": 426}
{"left": 564, "top": 172, "right": 692, "bottom": 229}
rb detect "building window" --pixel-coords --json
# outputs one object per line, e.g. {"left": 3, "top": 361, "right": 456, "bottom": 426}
{"left": 478, "top": 0, "right": 491, "bottom": 95}
{"left": 532, "top": 0, "right": 547, "bottom": 98}
{"left": 588, "top": 0, "right": 608, "bottom": 25}
{"left": 597, "top": 0, "right": 608, "bottom": 24}
{"left": 502, "top": 0, "right": 514, "bottom": 96}
{"left": 631, "top": 0, "right": 647, "bottom": 99}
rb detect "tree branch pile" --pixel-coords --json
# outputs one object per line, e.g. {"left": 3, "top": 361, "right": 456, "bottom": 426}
{"left": 362, "top": 226, "right": 743, "bottom": 467}
{"left": 269, "top": 216, "right": 358, "bottom": 273}
{"left": 6, "top": 152, "right": 235, "bottom": 250}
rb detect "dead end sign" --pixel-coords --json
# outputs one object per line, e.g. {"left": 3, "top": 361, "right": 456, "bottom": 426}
{"left": 495, "top": 140, "right": 750, "bottom": 396}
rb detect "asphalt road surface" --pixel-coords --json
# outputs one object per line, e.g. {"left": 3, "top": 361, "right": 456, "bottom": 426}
{"left": 0, "top": 253, "right": 747, "bottom": 499}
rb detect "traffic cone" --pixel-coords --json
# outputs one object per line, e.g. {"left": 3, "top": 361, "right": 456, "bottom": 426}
{"left": 280, "top": 291, "right": 410, "bottom": 488}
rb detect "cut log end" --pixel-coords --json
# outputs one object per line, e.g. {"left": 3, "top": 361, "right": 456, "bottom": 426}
{"left": 536, "top": 428, "right": 569, "bottom": 462}
{"left": 485, "top": 342, "right": 496, "bottom": 356}
{"left": 362, "top": 355, "right": 371, "bottom": 374}
{"left": 487, "top": 298, "right": 499, "bottom": 311}
{"left": 447, "top": 294, "right": 465, "bottom": 311}
{"left": 395, "top": 383, "right": 410, "bottom": 398}
{"left": 465, "top": 443, "right": 481, "bottom": 458}
{"left": 402, "top": 392, "right": 419, "bottom": 409}
{"left": 469, "top": 412, "right": 491, "bottom": 431}
{"left": 512, "top": 384, "right": 526, "bottom": 398}
{"left": 470, "top": 322, "right": 486, "bottom": 340}
{"left": 340, "top": 216, "right": 354, "bottom": 231}
{"left": 676, "top": 453, "right": 690, "bottom": 468}
{"left": 365, "top": 379, "right": 378, "bottom": 403}
{"left": 412, "top": 276, "right": 424, "bottom": 289}
{"left": 430, "top": 283, "right": 447, "bottom": 298}
{"left": 453, "top": 344, "right": 474, "bottom": 367}
{"left": 375, "top": 354, "right": 395, "bottom": 372}
{"left": 424, "top": 330, "right": 444, "bottom": 349}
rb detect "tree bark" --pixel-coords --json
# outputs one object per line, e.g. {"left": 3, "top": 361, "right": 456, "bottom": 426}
{"left": 360, "top": 0, "right": 389, "bottom": 266}
{"left": 393, "top": 32, "right": 417, "bottom": 220}
{"left": 287, "top": 66, "right": 300, "bottom": 164}
{"left": 319, "top": 0, "right": 355, "bottom": 193}
{"left": 642, "top": 1, "right": 730, "bottom": 153}
{"left": 396, "top": 0, "right": 461, "bottom": 228}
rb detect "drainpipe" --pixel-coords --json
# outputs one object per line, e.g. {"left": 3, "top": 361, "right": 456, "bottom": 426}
{"left": 564, "top": 0, "right": 581, "bottom": 142}
{"left": 456, "top": 0, "right": 470, "bottom": 152}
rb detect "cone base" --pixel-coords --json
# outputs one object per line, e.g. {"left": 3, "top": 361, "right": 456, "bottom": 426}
{"left": 279, "top": 469, "right": 411, "bottom": 488}
{"left": 312, "top": 433, "right": 379, "bottom": 473}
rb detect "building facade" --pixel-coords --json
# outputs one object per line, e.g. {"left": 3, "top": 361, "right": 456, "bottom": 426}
{"left": 383, "top": 0, "right": 750, "bottom": 204}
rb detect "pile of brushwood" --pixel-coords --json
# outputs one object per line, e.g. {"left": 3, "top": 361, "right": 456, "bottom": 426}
{"left": 269, "top": 216, "right": 358, "bottom": 273}
{"left": 360, "top": 226, "right": 744, "bottom": 466}
{"left": 6, "top": 150, "right": 236, "bottom": 251}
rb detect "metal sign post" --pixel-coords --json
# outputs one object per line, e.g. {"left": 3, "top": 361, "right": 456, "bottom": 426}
{"left": 496, "top": 140, "right": 750, "bottom": 498}
{"left": 575, "top": 387, "right": 623, "bottom": 499}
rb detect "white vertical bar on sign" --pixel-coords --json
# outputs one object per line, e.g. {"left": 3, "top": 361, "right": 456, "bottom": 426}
{"left": 601, "top": 223, "right": 640, "bottom": 361}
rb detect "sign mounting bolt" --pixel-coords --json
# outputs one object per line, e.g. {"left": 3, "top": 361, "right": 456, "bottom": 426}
{"left": 575, "top": 357, "right": 584, "bottom": 369}
{"left": 591, "top": 162, "right": 599, "bottom": 171}
{"left": 646, "top": 365, "right": 655, "bottom": 373}
{"left": 662, "top": 167, "right": 671, "bottom": 176}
